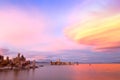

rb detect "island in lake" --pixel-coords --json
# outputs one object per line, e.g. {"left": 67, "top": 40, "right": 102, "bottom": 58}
{"left": 50, "top": 59, "right": 79, "bottom": 65}
{"left": 0, "top": 53, "right": 38, "bottom": 70}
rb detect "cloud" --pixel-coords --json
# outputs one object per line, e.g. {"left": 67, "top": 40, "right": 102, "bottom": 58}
{"left": 65, "top": 0, "right": 120, "bottom": 52}
{"left": 0, "top": 5, "right": 47, "bottom": 48}
{"left": 29, "top": 37, "right": 87, "bottom": 52}
{"left": 0, "top": 5, "right": 83, "bottom": 52}
{"left": 0, "top": 48, "right": 9, "bottom": 55}
{"left": 66, "top": 14, "right": 120, "bottom": 52}
{"left": 44, "top": 49, "right": 120, "bottom": 62}
{"left": 27, "top": 55, "right": 47, "bottom": 61}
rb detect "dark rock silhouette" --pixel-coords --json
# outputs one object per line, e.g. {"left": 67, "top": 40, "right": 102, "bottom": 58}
{"left": 0, "top": 53, "right": 38, "bottom": 70}
{"left": 50, "top": 59, "right": 73, "bottom": 65}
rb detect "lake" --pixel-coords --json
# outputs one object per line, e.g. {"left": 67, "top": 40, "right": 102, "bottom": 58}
{"left": 0, "top": 64, "right": 120, "bottom": 80}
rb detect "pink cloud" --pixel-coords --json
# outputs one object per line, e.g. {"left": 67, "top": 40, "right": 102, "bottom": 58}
{"left": 0, "top": 6, "right": 48, "bottom": 48}
{"left": 30, "top": 37, "right": 88, "bottom": 52}
{"left": 27, "top": 55, "right": 47, "bottom": 61}
{"left": 0, "top": 5, "right": 85, "bottom": 53}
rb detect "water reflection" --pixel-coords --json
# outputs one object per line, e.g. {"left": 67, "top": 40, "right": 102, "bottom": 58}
{"left": 0, "top": 64, "right": 120, "bottom": 80}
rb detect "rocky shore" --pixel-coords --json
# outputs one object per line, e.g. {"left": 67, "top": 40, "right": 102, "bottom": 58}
{"left": 0, "top": 53, "right": 38, "bottom": 70}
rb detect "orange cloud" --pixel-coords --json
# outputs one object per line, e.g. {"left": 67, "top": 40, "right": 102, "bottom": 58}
{"left": 65, "top": 14, "right": 120, "bottom": 51}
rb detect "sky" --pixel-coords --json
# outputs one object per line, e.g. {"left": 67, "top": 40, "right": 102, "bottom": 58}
{"left": 0, "top": 0, "right": 120, "bottom": 62}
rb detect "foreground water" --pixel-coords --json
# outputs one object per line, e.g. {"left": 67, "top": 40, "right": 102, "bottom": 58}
{"left": 0, "top": 64, "right": 120, "bottom": 80}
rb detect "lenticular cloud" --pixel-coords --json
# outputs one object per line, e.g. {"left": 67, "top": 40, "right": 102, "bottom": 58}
{"left": 65, "top": 14, "right": 120, "bottom": 52}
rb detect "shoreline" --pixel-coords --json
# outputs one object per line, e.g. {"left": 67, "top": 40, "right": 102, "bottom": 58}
{"left": 0, "top": 53, "right": 39, "bottom": 70}
{"left": 0, "top": 63, "right": 120, "bottom": 71}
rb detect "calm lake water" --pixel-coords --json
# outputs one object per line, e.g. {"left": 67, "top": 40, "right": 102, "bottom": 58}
{"left": 0, "top": 64, "right": 120, "bottom": 80}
